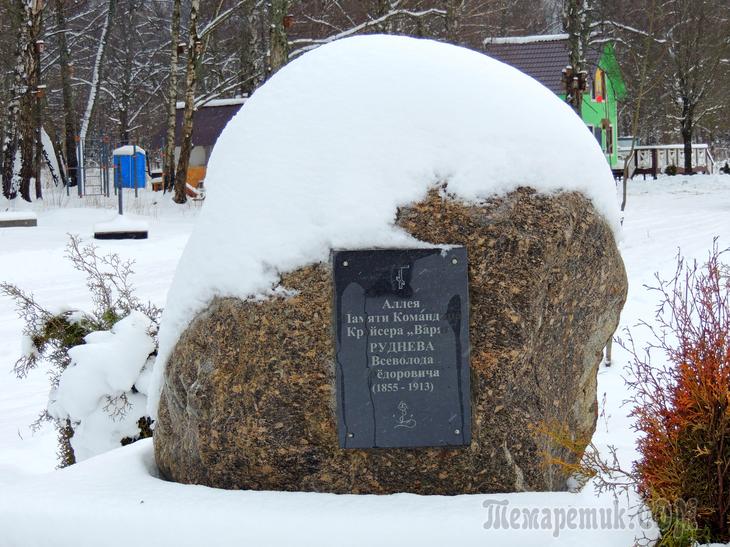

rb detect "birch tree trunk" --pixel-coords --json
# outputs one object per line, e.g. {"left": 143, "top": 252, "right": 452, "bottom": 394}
{"left": 13, "top": 0, "right": 44, "bottom": 202}
{"left": 78, "top": 0, "right": 116, "bottom": 147}
{"left": 30, "top": 0, "right": 44, "bottom": 200}
{"left": 173, "top": 0, "right": 201, "bottom": 204}
{"left": 173, "top": 0, "right": 245, "bottom": 203}
{"left": 53, "top": 0, "right": 78, "bottom": 188}
{"left": 18, "top": 0, "right": 36, "bottom": 201}
{"left": 239, "top": 0, "right": 264, "bottom": 95}
{"left": 1, "top": 1, "right": 29, "bottom": 200}
{"left": 163, "top": 0, "right": 181, "bottom": 194}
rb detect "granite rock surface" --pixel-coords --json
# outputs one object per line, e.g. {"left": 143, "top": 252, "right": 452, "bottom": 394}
{"left": 154, "top": 187, "right": 627, "bottom": 494}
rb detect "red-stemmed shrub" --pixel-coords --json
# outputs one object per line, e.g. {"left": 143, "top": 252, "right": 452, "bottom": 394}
{"left": 623, "top": 240, "right": 729, "bottom": 543}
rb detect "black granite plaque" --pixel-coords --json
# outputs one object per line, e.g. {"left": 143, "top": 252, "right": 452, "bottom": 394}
{"left": 333, "top": 248, "right": 471, "bottom": 449}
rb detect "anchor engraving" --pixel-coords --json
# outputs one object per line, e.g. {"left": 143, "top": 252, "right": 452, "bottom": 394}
{"left": 394, "top": 401, "right": 417, "bottom": 429}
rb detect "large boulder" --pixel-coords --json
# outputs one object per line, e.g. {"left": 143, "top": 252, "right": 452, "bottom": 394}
{"left": 154, "top": 187, "right": 627, "bottom": 494}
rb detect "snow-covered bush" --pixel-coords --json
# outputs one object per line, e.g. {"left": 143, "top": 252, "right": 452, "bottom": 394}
{"left": 47, "top": 311, "right": 156, "bottom": 462}
{"left": 1, "top": 235, "right": 160, "bottom": 466}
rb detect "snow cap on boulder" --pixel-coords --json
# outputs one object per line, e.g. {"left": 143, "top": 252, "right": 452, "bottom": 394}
{"left": 149, "top": 34, "right": 620, "bottom": 418}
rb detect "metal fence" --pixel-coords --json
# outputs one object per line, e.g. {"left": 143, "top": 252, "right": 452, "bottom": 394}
{"left": 76, "top": 135, "right": 112, "bottom": 197}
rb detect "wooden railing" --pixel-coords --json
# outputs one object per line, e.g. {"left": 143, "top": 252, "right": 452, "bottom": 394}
{"left": 619, "top": 145, "right": 714, "bottom": 180}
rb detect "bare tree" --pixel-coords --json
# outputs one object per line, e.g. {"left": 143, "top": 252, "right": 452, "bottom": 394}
{"left": 663, "top": 0, "right": 730, "bottom": 173}
{"left": 163, "top": 0, "right": 182, "bottom": 194}
{"left": 173, "top": 0, "right": 247, "bottom": 204}
{"left": 1, "top": 0, "right": 40, "bottom": 202}
{"left": 78, "top": 0, "right": 117, "bottom": 147}
{"left": 268, "top": 0, "right": 291, "bottom": 76}
{"left": 562, "top": 0, "right": 592, "bottom": 116}
{"left": 602, "top": 0, "right": 730, "bottom": 168}
{"left": 26, "top": 0, "right": 44, "bottom": 200}
{"left": 173, "top": 0, "right": 201, "bottom": 204}
{"left": 238, "top": 0, "right": 265, "bottom": 95}
{"left": 603, "top": 0, "right": 666, "bottom": 209}
{"left": 1, "top": 3, "right": 23, "bottom": 200}
{"left": 52, "top": 0, "right": 78, "bottom": 188}
{"left": 105, "top": 1, "right": 168, "bottom": 144}
{"left": 0, "top": 0, "right": 725, "bottom": 206}
{"left": 288, "top": 2, "right": 447, "bottom": 61}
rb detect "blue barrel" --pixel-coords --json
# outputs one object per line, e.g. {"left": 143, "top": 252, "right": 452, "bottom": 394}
{"left": 112, "top": 146, "right": 147, "bottom": 189}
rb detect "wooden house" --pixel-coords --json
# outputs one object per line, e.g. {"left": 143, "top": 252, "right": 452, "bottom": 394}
{"left": 153, "top": 97, "right": 246, "bottom": 190}
{"left": 484, "top": 34, "right": 627, "bottom": 172}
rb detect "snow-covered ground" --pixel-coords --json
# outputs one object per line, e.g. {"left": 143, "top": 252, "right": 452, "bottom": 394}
{"left": 0, "top": 196, "right": 197, "bottom": 482}
{"left": 0, "top": 174, "right": 728, "bottom": 546}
